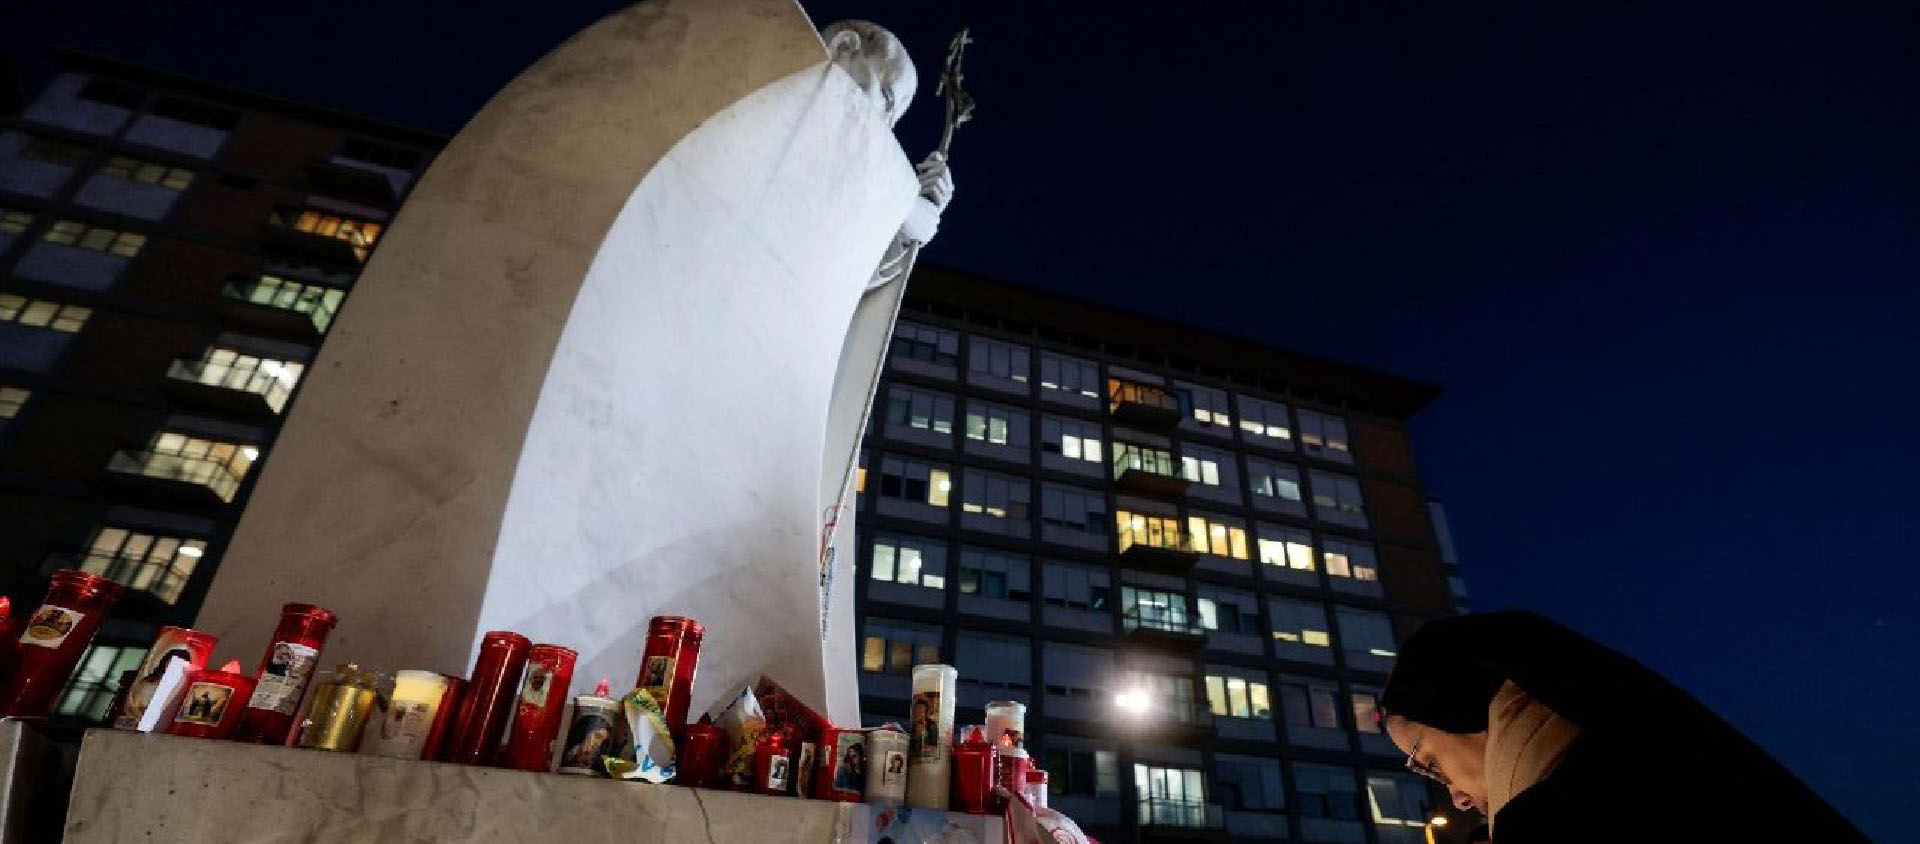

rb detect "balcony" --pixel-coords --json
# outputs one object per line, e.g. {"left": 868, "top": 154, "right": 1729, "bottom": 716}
{"left": 1122, "top": 610, "right": 1209, "bottom": 651}
{"left": 105, "top": 450, "right": 246, "bottom": 508}
{"left": 265, "top": 208, "right": 381, "bottom": 266}
{"left": 215, "top": 278, "right": 341, "bottom": 341}
{"left": 1108, "top": 380, "right": 1182, "bottom": 429}
{"left": 304, "top": 158, "right": 397, "bottom": 204}
{"left": 1137, "top": 798, "right": 1226, "bottom": 838}
{"left": 163, "top": 359, "right": 296, "bottom": 418}
{"left": 1112, "top": 451, "right": 1191, "bottom": 498}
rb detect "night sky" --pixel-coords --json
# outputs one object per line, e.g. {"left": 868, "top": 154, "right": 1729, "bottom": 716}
{"left": 9, "top": 1, "right": 1917, "bottom": 839}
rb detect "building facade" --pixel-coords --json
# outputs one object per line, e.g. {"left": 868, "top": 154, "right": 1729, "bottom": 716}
{"left": 0, "top": 51, "right": 440, "bottom": 725}
{"left": 852, "top": 267, "right": 1461, "bottom": 844}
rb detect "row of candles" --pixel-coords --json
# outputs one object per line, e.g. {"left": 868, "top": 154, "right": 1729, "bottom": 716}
{"left": 0, "top": 571, "right": 1048, "bottom": 815}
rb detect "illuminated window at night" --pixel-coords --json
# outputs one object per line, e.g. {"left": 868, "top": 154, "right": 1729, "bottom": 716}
{"left": 1247, "top": 458, "right": 1304, "bottom": 507}
{"left": 1196, "top": 584, "right": 1258, "bottom": 634}
{"left": 884, "top": 385, "right": 954, "bottom": 435}
{"left": 1237, "top": 395, "right": 1293, "bottom": 447}
{"left": 1206, "top": 673, "right": 1272, "bottom": 720}
{"left": 1256, "top": 525, "right": 1316, "bottom": 571}
{"left": 173, "top": 347, "right": 306, "bottom": 413}
{"left": 1269, "top": 597, "right": 1331, "bottom": 646}
{"left": 1040, "top": 483, "right": 1106, "bottom": 533}
{"left": 961, "top": 468, "right": 1030, "bottom": 520}
{"left": 0, "top": 294, "right": 91, "bottom": 333}
{"left": 1173, "top": 381, "right": 1232, "bottom": 433}
{"left": 860, "top": 618, "right": 940, "bottom": 674}
{"left": 1, "top": 208, "right": 34, "bottom": 236}
{"left": 1135, "top": 764, "right": 1209, "bottom": 824}
{"left": 77, "top": 526, "right": 206, "bottom": 605}
{"left": 869, "top": 532, "right": 946, "bottom": 589}
{"left": 0, "top": 387, "right": 29, "bottom": 419}
{"left": 877, "top": 456, "right": 951, "bottom": 507}
{"left": 99, "top": 155, "right": 194, "bottom": 190}
{"left": 1113, "top": 441, "right": 1179, "bottom": 480}
{"left": 111, "top": 431, "right": 258, "bottom": 503}
{"left": 225, "top": 274, "right": 346, "bottom": 333}
{"left": 41, "top": 219, "right": 146, "bottom": 257}
{"left": 1038, "top": 351, "right": 1099, "bottom": 399}
{"left": 1350, "top": 687, "right": 1384, "bottom": 734}
{"left": 1116, "top": 509, "right": 1185, "bottom": 553}
{"left": 965, "top": 401, "right": 1028, "bottom": 448}
{"left": 892, "top": 321, "right": 958, "bottom": 367}
{"left": 1310, "top": 471, "right": 1368, "bottom": 527}
{"left": 1366, "top": 773, "right": 1432, "bottom": 828}
{"left": 1298, "top": 409, "right": 1352, "bottom": 463}
{"left": 1181, "top": 443, "right": 1237, "bottom": 491}
{"left": 1040, "top": 415, "right": 1102, "bottom": 463}
{"left": 53, "top": 644, "right": 145, "bottom": 722}
{"left": 958, "top": 547, "right": 1030, "bottom": 600}
{"left": 1120, "top": 587, "right": 1197, "bottom": 636}
{"left": 1322, "top": 537, "right": 1378, "bottom": 582}
{"left": 1186, "top": 513, "right": 1248, "bottom": 559}
{"left": 282, "top": 209, "right": 383, "bottom": 260}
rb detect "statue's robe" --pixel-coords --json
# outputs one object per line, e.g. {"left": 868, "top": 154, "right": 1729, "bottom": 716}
{"left": 194, "top": 0, "right": 918, "bottom": 725}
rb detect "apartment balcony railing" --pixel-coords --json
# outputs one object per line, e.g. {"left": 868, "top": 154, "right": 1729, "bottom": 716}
{"left": 106, "top": 450, "right": 245, "bottom": 506}
{"left": 163, "top": 359, "right": 296, "bottom": 417}
{"left": 216, "top": 278, "right": 341, "bottom": 340}
{"left": 265, "top": 208, "right": 381, "bottom": 265}
{"left": 1137, "top": 798, "right": 1226, "bottom": 833}
{"left": 1108, "top": 380, "right": 1182, "bottom": 429}
{"left": 1116, "top": 525, "right": 1199, "bottom": 575}
{"left": 1112, "top": 450, "right": 1191, "bottom": 498}
{"left": 1122, "top": 610, "right": 1209, "bottom": 650}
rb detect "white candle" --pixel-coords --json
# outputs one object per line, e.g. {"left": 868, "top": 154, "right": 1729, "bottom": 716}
{"left": 361, "top": 669, "right": 449, "bottom": 759}
{"left": 906, "top": 663, "right": 957, "bottom": 809}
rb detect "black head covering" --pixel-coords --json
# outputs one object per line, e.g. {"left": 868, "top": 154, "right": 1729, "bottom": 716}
{"left": 1380, "top": 615, "right": 1507, "bottom": 734}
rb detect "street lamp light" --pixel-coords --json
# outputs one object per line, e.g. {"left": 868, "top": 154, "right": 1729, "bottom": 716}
{"left": 1424, "top": 812, "right": 1451, "bottom": 844}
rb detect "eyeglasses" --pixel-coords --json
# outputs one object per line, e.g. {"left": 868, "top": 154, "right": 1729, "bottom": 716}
{"left": 1404, "top": 731, "right": 1448, "bottom": 785}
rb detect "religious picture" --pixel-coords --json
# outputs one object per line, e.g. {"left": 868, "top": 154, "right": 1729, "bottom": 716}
{"left": 22, "top": 606, "right": 79, "bottom": 648}
{"left": 175, "top": 682, "right": 232, "bottom": 726}
{"left": 910, "top": 692, "right": 940, "bottom": 761}
{"left": 883, "top": 750, "right": 906, "bottom": 785}
{"left": 247, "top": 642, "right": 319, "bottom": 714}
{"left": 768, "top": 755, "right": 791, "bottom": 791}
{"left": 125, "top": 646, "right": 192, "bottom": 716}
{"left": 521, "top": 664, "right": 553, "bottom": 707}
{"left": 834, "top": 735, "right": 867, "bottom": 790}
{"left": 561, "top": 713, "right": 616, "bottom": 772}
{"left": 640, "top": 656, "right": 673, "bottom": 692}
{"left": 796, "top": 742, "right": 817, "bottom": 796}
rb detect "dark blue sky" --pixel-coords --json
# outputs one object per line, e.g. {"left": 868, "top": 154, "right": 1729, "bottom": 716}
{"left": 10, "top": 1, "right": 1916, "bottom": 839}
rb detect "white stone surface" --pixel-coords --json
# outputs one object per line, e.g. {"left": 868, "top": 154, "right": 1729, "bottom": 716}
{"left": 194, "top": 0, "right": 920, "bottom": 726}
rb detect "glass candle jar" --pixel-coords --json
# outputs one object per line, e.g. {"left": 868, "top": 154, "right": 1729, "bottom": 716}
{"left": 115, "top": 626, "right": 217, "bottom": 729}
{"left": 446, "top": 631, "right": 531, "bottom": 765}
{"left": 363, "top": 669, "right": 452, "bottom": 759}
{"left": 0, "top": 571, "right": 124, "bottom": 718}
{"left": 906, "top": 664, "right": 956, "bottom": 809}
{"left": 232, "top": 603, "right": 338, "bottom": 744}
{"left": 984, "top": 700, "right": 1026, "bottom": 750}
{"left": 169, "top": 661, "right": 256, "bottom": 740}
{"left": 420, "top": 676, "right": 467, "bottom": 762}
{"left": 500, "top": 644, "right": 577, "bottom": 772}
{"left": 635, "top": 616, "right": 703, "bottom": 744}
{"left": 296, "top": 664, "right": 386, "bottom": 752}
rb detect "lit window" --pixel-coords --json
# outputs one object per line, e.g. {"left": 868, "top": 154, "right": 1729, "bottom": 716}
{"left": 1186, "top": 513, "right": 1248, "bottom": 559}
{"left": 112, "top": 430, "right": 258, "bottom": 503}
{"left": 964, "top": 401, "right": 1028, "bottom": 448}
{"left": 1038, "top": 352, "right": 1099, "bottom": 399}
{"left": 77, "top": 526, "right": 206, "bottom": 605}
{"left": 1237, "top": 395, "right": 1293, "bottom": 446}
{"left": 285, "top": 209, "right": 383, "bottom": 260}
{"left": 1256, "top": 526, "right": 1315, "bottom": 571}
{"left": 1247, "top": 458, "right": 1304, "bottom": 507}
{"left": 877, "top": 456, "right": 951, "bottom": 508}
{"left": 0, "top": 294, "right": 91, "bottom": 333}
{"left": 1173, "top": 381, "right": 1233, "bottom": 432}
{"left": 1113, "top": 442, "right": 1178, "bottom": 480}
{"left": 1322, "top": 538, "right": 1379, "bottom": 582}
{"left": 884, "top": 385, "right": 954, "bottom": 435}
{"left": 861, "top": 618, "right": 940, "bottom": 674}
{"left": 1181, "top": 443, "right": 1237, "bottom": 490}
{"left": 100, "top": 155, "right": 194, "bottom": 190}
{"left": 1041, "top": 416, "right": 1102, "bottom": 463}
{"left": 1116, "top": 509, "right": 1184, "bottom": 553}
{"left": 1270, "top": 597, "right": 1331, "bottom": 647}
{"left": 1196, "top": 585, "right": 1258, "bottom": 633}
{"left": 1206, "top": 673, "right": 1272, "bottom": 719}
{"left": 176, "top": 347, "right": 306, "bottom": 414}
{"left": 227, "top": 274, "right": 346, "bottom": 333}
{"left": 1350, "top": 689, "right": 1384, "bottom": 734}
{"left": 54, "top": 644, "right": 146, "bottom": 722}
{"left": 869, "top": 533, "right": 946, "bottom": 589}
{"left": 1, "top": 209, "right": 33, "bottom": 236}
{"left": 1298, "top": 409, "right": 1352, "bottom": 463}
{"left": 1121, "top": 586, "right": 1195, "bottom": 634}
{"left": 41, "top": 219, "right": 146, "bottom": 257}
{"left": 1366, "top": 773, "right": 1431, "bottom": 828}
{"left": 0, "top": 387, "right": 29, "bottom": 419}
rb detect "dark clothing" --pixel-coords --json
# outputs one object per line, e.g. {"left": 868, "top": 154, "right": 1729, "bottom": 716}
{"left": 1383, "top": 612, "right": 1870, "bottom": 843}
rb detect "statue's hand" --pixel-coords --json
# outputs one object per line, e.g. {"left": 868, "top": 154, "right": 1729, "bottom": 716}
{"left": 900, "top": 152, "right": 952, "bottom": 244}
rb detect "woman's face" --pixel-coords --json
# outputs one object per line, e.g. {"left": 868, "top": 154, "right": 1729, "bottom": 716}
{"left": 1386, "top": 715, "right": 1489, "bottom": 813}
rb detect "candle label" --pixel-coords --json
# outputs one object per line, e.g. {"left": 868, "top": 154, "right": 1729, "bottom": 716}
{"left": 176, "top": 681, "right": 235, "bottom": 726}
{"left": 795, "top": 741, "right": 816, "bottom": 796}
{"left": 766, "top": 755, "right": 791, "bottom": 792}
{"left": 832, "top": 732, "right": 866, "bottom": 792}
{"left": 638, "top": 655, "right": 674, "bottom": 702}
{"left": 378, "top": 700, "right": 434, "bottom": 743}
{"left": 247, "top": 641, "right": 319, "bottom": 715}
{"left": 21, "top": 605, "right": 82, "bottom": 649}
{"left": 521, "top": 663, "right": 556, "bottom": 707}
{"left": 910, "top": 689, "right": 943, "bottom": 762}
{"left": 882, "top": 750, "right": 907, "bottom": 786}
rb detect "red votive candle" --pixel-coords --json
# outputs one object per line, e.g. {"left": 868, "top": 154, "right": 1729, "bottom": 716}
{"left": 0, "top": 597, "right": 17, "bottom": 686}
{"left": 116, "top": 626, "right": 217, "bottom": 729}
{"left": 635, "top": 616, "right": 703, "bottom": 745}
{"left": 169, "top": 660, "right": 256, "bottom": 740}
{"left": 752, "top": 730, "right": 793, "bottom": 796}
{"left": 0, "top": 571, "right": 123, "bottom": 717}
{"left": 420, "top": 676, "right": 468, "bottom": 762}
{"left": 501, "top": 643, "right": 576, "bottom": 772}
{"left": 951, "top": 726, "right": 996, "bottom": 814}
{"left": 232, "top": 603, "right": 337, "bottom": 744}
{"left": 678, "top": 720, "right": 728, "bottom": 788}
{"left": 993, "top": 747, "right": 1032, "bottom": 812}
{"left": 813, "top": 725, "right": 866, "bottom": 802}
{"left": 446, "top": 631, "right": 531, "bottom": 765}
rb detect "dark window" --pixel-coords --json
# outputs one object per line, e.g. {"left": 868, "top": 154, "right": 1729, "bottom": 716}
{"left": 339, "top": 137, "right": 423, "bottom": 171}
{"left": 76, "top": 78, "right": 145, "bottom": 109}
{"left": 151, "top": 96, "right": 239, "bottom": 131}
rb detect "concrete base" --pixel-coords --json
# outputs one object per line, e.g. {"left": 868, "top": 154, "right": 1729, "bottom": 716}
{"left": 63, "top": 730, "right": 1003, "bottom": 844}
{"left": 0, "top": 720, "right": 64, "bottom": 844}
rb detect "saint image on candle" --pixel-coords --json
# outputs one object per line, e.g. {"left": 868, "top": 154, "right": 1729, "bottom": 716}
{"left": 265, "top": 643, "right": 296, "bottom": 676}
{"left": 836, "top": 740, "right": 866, "bottom": 790}
{"left": 910, "top": 693, "right": 939, "bottom": 758}
{"left": 562, "top": 714, "right": 615, "bottom": 769}
{"left": 177, "top": 683, "right": 232, "bottom": 726}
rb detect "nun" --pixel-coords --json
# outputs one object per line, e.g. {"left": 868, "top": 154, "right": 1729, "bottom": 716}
{"left": 1380, "top": 611, "right": 1868, "bottom": 842}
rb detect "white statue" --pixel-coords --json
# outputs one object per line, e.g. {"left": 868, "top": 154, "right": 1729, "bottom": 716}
{"left": 194, "top": 0, "right": 962, "bottom": 727}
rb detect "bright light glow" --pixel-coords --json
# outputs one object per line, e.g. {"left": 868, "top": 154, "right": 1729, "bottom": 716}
{"left": 1429, "top": 815, "right": 1450, "bottom": 828}
{"left": 177, "top": 546, "right": 204, "bottom": 558}
{"left": 1114, "top": 689, "right": 1149, "bottom": 714}
{"left": 1370, "top": 648, "right": 1398, "bottom": 658}
{"left": 242, "top": 448, "right": 260, "bottom": 461}
{"left": 937, "top": 479, "right": 952, "bottom": 491}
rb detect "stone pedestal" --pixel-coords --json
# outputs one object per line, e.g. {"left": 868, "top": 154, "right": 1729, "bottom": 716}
{"left": 62, "top": 730, "right": 1003, "bottom": 844}
{"left": 0, "top": 720, "right": 62, "bottom": 844}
